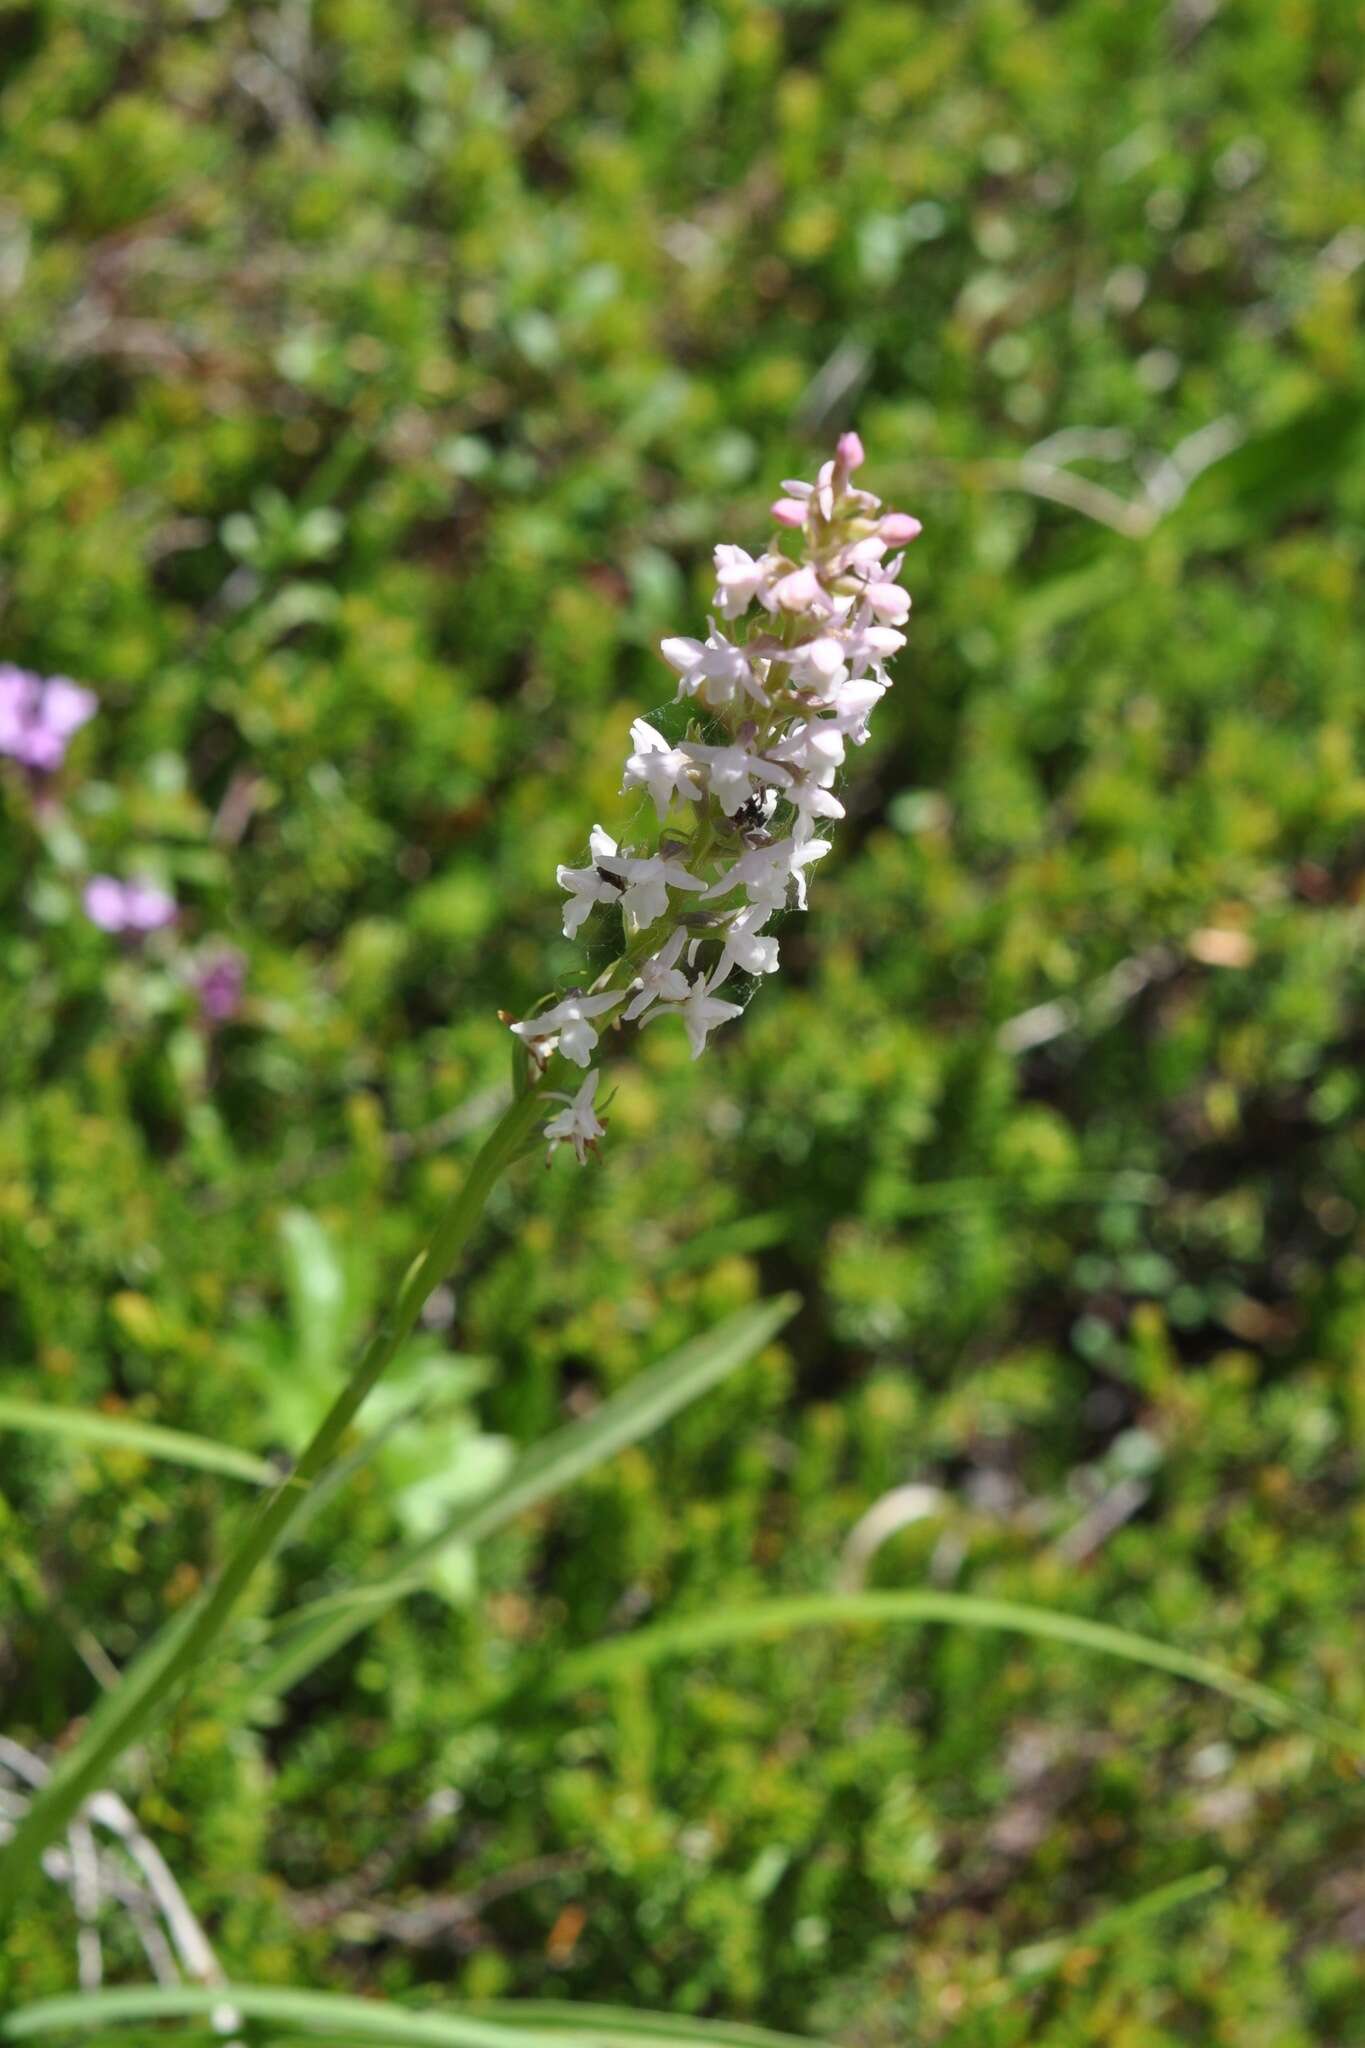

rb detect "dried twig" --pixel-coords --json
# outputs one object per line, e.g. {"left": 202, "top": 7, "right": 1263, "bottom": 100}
{"left": 0, "top": 1737, "right": 241, "bottom": 2037}
{"left": 1055, "top": 1476, "right": 1152, "bottom": 1566}
{"left": 837, "top": 1484, "right": 948, "bottom": 1593}
{"left": 290, "top": 1849, "right": 589, "bottom": 1949}
{"left": 979, "top": 414, "right": 1244, "bottom": 539}
{"left": 286, "top": 1788, "right": 463, "bottom": 1929}
{"left": 69, "top": 1815, "right": 103, "bottom": 1990}
{"left": 997, "top": 944, "right": 1179, "bottom": 1055}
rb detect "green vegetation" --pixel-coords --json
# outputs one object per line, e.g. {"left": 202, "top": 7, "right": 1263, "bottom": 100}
{"left": 3, "top": 1, "right": 1365, "bottom": 2042}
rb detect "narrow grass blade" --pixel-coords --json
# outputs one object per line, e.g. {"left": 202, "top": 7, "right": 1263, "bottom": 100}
{"left": 0, "top": 1985, "right": 547, "bottom": 2048}
{"left": 1006, "top": 1865, "right": 1227, "bottom": 1984}
{"left": 548, "top": 1592, "right": 1365, "bottom": 1757}
{"left": 250, "top": 1293, "right": 799, "bottom": 1700}
{"left": 935, "top": 1865, "right": 1228, "bottom": 2041}
{"left": 0, "top": 1397, "right": 274, "bottom": 1485}
{"left": 0, "top": 1989, "right": 825, "bottom": 2048}
{"left": 467, "top": 2004, "right": 824, "bottom": 2048}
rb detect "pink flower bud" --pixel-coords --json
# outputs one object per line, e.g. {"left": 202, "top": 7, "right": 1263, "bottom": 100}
{"left": 773, "top": 563, "right": 824, "bottom": 612}
{"left": 835, "top": 431, "right": 866, "bottom": 472}
{"left": 879, "top": 512, "right": 923, "bottom": 544}
{"left": 771, "top": 497, "right": 807, "bottom": 527}
{"left": 865, "top": 580, "right": 912, "bottom": 625}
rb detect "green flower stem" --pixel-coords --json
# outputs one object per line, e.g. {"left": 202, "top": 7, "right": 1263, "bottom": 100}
{"left": 0, "top": 1080, "right": 548, "bottom": 1919}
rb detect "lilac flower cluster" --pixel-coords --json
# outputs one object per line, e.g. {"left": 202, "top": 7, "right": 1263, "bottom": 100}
{"left": 0, "top": 665, "right": 96, "bottom": 775}
{"left": 192, "top": 945, "right": 247, "bottom": 1025}
{"left": 83, "top": 876, "right": 178, "bottom": 937}
{"left": 5, "top": 660, "right": 246, "bottom": 1027}
{"left": 510, "top": 434, "right": 920, "bottom": 1164}
{"left": 82, "top": 870, "right": 245, "bottom": 1028}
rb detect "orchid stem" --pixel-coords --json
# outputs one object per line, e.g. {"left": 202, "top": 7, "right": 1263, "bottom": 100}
{"left": 0, "top": 1080, "right": 547, "bottom": 1919}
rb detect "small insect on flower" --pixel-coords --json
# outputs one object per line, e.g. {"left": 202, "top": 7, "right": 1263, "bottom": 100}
{"left": 730, "top": 786, "right": 779, "bottom": 836}
{"left": 508, "top": 434, "right": 920, "bottom": 1159}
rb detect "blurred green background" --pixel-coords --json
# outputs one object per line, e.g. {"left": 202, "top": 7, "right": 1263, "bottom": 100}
{"left": 4, "top": 0, "right": 1365, "bottom": 2038}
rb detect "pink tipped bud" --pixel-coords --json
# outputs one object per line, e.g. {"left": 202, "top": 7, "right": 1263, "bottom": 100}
{"left": 879, "top": 512, "right": 923, "bottom": 544}
{"left": 771, "top": 496, "right": 807, "bottom": 528}
{"left": 835, "top": 430, "right": 866, "bottom": 472}
{"left": 774, "top": 562, "right": 824, "bottom": 612}
{"left": 865, "top": 580, "right": 912, "bottom": 624}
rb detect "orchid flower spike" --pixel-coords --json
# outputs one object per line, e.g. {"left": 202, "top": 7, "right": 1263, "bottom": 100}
{"left": 507, "top": 434, "right": 920, "bottom": 1159}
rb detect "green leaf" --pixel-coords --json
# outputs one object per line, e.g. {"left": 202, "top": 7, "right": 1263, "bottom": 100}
{"left": 249, "top": 1293, "right": 801, "bottom": 1699}
{"left": 0, "top": 1397, "right": 274, "bottom": 1485}
{"left": 546, "top": 1591, "right": 1365, "bottom": 1756}
{"left": 1167, "top": 394, "right": 1365, "bottom": 545}
{"left": 278, "top": 1207, "right": 351, "bottom": 1376}
{"left": 0, "top": 1988, "right": 828, "bottom": 2048}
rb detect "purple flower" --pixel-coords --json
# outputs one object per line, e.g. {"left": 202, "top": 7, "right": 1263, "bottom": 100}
{"left": 0, "top": 665, "right": 97, "bottom": 773}
{"left": 192, "top": 945, "right": 246, "bottom": 1025}
{"left": 83, "top": 875, "right": 178, "bottom": 937}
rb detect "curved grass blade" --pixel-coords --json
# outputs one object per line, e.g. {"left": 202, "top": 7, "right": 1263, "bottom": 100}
{"left": 0, "top": 1988, "right": 826, "bottom": 2048}
{"left": 934, "top": 1865, "right": 1228, "bottom": 2043}
{"left": 1005, "top": 1864, "right": 1227, "bottom": 1986}
{"left": 548, "top": 1592, "right": 1365, "bottom": 1757}
{"left": 249, "top": 1293, "right": 800, "bottom": 1701}
{"left": 467, "top": 2005, "right": 823, "bottom": 2048}
{"left": 0, "top": 1397, "right": 274, "bottom": 1486}
{"left": 0, "top": 1985, "right": 547, "bottom": 2048}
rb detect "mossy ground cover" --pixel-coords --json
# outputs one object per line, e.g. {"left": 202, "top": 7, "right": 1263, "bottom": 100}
{"left": 3, "top": 2, "right": 1365, "bottom": 2040}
